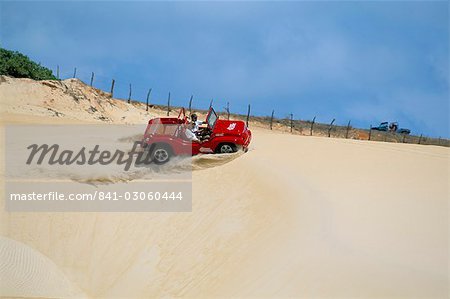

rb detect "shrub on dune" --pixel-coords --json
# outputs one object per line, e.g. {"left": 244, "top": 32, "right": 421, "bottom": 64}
{"left": 0, "top": 47, "right": 56, "bottom": 80}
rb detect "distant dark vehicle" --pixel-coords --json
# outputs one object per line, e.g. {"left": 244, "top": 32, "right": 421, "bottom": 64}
{"left": 396, "top": 128, "right": 411, "bottom": 135}
{"left": 371, "top": 122, "right": 410, "bottom": 135}
{"left": 371, "top": 122, "right": 389, "bottom": 131}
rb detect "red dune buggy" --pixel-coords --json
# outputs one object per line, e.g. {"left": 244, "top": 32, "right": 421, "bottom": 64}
{"left": 141, "top": 107, "right": 252, "bottom": 164}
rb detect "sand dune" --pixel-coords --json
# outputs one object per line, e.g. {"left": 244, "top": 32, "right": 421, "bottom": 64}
{"left": 0, "top": 236, "right": 86, "bottom": 298}
{"left": 0, "top": 77, "right": 448, "bottom": 298}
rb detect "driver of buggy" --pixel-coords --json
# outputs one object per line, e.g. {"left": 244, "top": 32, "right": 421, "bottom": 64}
{"left": 190, "top": 114, "right": 206, "bottom": 134}
{"left": 190, "top": 113, "right": 211, "bottom": 140}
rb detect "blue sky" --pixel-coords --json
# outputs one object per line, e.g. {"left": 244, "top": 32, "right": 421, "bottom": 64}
{"left": 1, "top": 1, "right": 448, "bottom": 137}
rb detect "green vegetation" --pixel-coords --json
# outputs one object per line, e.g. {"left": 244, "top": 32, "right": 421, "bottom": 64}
{"left": 0, "top": 48, "right": 56, "bottom": 80}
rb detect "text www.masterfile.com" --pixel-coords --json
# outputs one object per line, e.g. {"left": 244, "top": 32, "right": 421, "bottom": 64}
{"left": 9, "top": 191, "right": 185, "bottom": 201}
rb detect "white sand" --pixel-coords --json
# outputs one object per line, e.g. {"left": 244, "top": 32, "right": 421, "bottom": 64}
{"left": 0, "top": 77, "right": 448, "bottom": 298}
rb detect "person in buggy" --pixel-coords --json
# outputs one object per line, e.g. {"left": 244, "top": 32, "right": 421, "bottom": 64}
{"left": 185, "top": 113, "right": 209, "bottom": 142}
{"left": 186, "top": 113, "right": 210, "bottom": 142}
{"left": 189, "top": 114, "right": 205, "bottom": 133}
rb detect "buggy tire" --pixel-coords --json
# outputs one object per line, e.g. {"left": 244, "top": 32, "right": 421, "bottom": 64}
{"left": 150, "top": 144, "right": 172, "bottom": 164}
{"left": 216, "top": 143, "right": 237, "bottom": 154}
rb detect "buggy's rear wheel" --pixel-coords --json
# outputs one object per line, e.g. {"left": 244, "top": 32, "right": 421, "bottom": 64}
{"left": 151, "top": 145, "right": 172, "bottom": 164}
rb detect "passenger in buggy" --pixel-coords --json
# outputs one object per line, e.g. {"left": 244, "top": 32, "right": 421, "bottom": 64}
{"left": 186, "top": 113, "right": 210, "bottom": 142}
{"left": 184, "top": 126, "right": 200, "bottom": 142}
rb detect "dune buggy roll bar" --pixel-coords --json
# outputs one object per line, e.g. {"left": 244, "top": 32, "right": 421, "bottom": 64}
{"left": 177, "top": 107, "right": 187, "bottom": 122}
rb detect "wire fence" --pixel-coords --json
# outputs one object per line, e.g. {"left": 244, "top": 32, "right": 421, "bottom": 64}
{"left": 54, "top": 65, "right": 251, "bottom": 115}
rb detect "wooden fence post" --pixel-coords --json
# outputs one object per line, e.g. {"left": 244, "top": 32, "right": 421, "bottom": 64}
{"left": 146, "top": 88, "right": 152, "bottom": 112}
{"left": 290, "top": 114, "right": 293, "bottom": 133}
{"left": 188, "top": 95, "right": 193, "bottom": 116}
{"left": 57, "top": 65, "right": 60, "bottom": 79}
{"left": 418, "top": 134, "right": 423, "bottom": 144}
{"left": 438, "top": 137, "right": 441, "bottom": 146}
{"left": 167, "top": 92, "right": 171, "bottom": 116}
{"left": 73, "top": 67, "right": 77, "bottom": 78}
{"left": 345, "top": 120, "right": 351, "bottom": 139}
{"left": 246, "top": 104, "right": 251, "bottom": 127}
{"left": 270, "top": 110, "right": 274, "bottom": 130}
{"left": 128, "top": 84, "right": 132, "bottom": 103}
{"left": 110, "top": 79, "right": 115, "bottom": 98}
{"left": 328, "top": 119, "right": 335, "bottom": 137}
{"left": 310, "top": 116, "right": 316, "bottom": 136}
{"left": 90, "top": 72, "right": 94, "bottom": 86}
{"left": 368, "top": 125, "right": 372, "bottom": 140}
